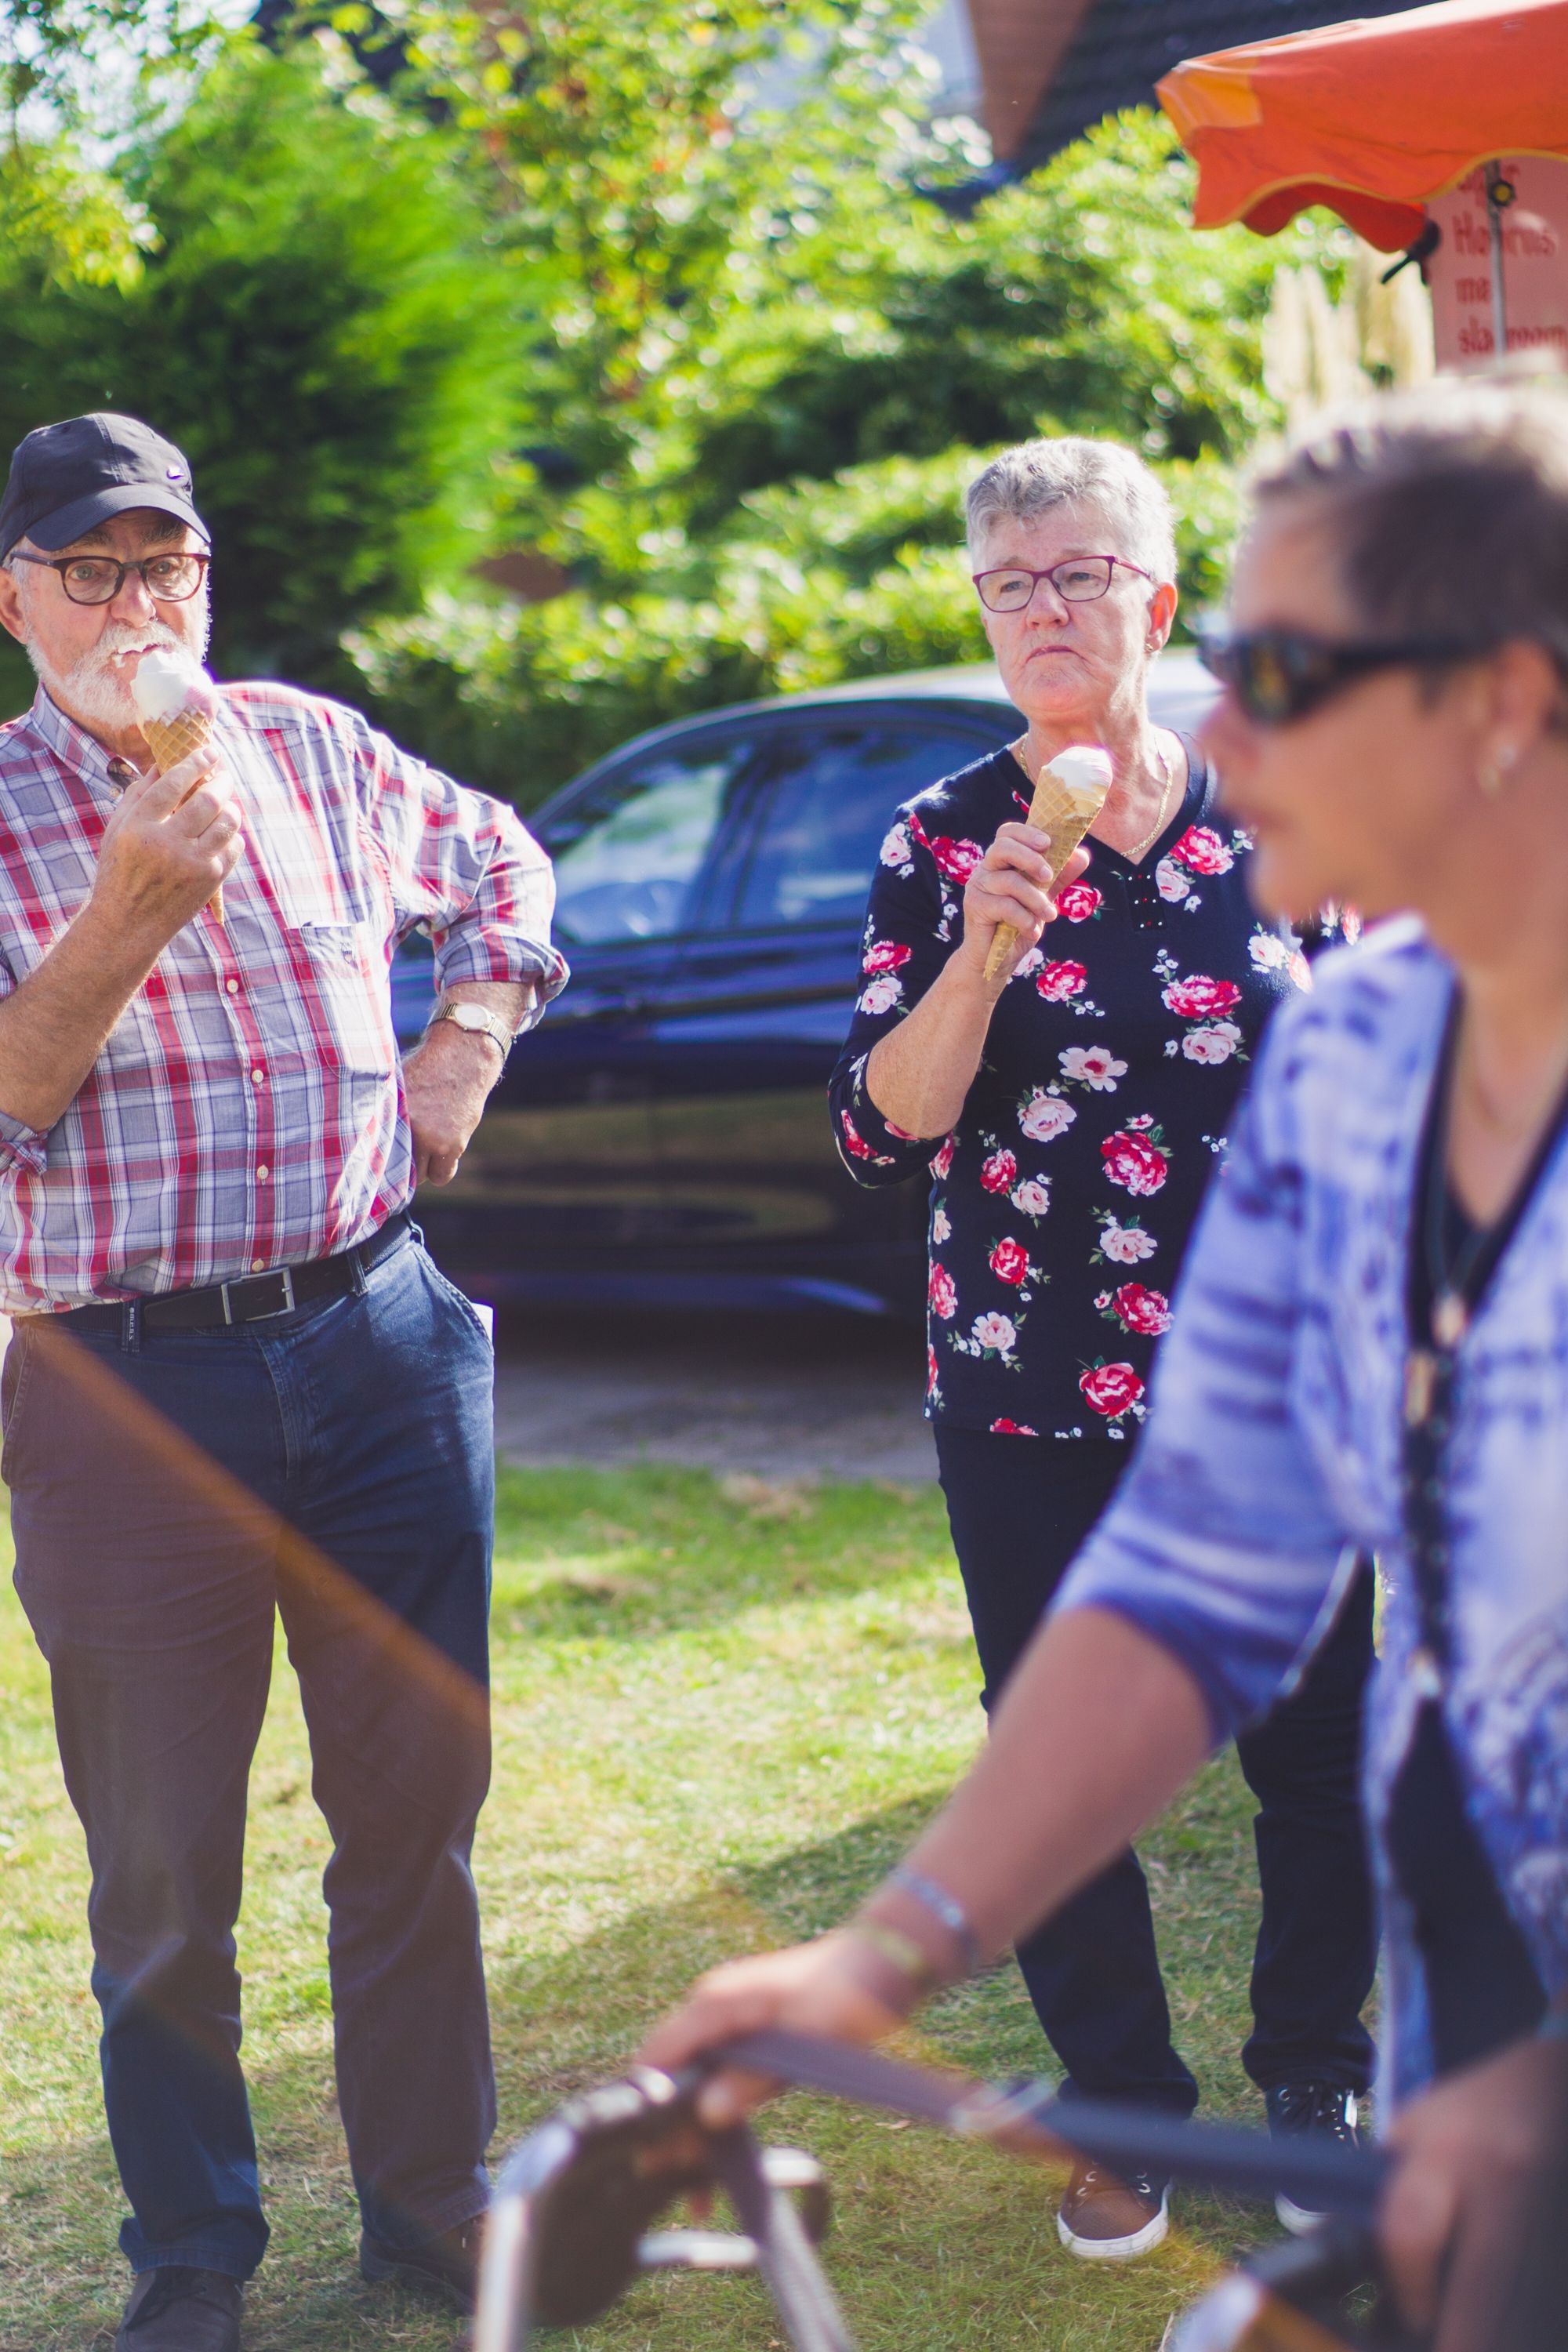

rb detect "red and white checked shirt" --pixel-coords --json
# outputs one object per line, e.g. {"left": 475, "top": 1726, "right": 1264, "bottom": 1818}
{"left": 0, "top": 683, "right": 567, "bottom": 1312}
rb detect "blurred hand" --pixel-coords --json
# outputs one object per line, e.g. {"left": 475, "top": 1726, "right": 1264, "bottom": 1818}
{"left": 637, "top": 1933, "right": 906, "bottom": 2128}
{"left": 402, "top": 1022, "right": 500, "bottom": 1185}
{"left": 956, "top": 823, "right": 1091, "bottom": 993}
{"left": 1381, "top": 2032, "right": 1568, "bottom": 2350}
{"left": 94, "top": 745, "right": 241, "bottom": 946}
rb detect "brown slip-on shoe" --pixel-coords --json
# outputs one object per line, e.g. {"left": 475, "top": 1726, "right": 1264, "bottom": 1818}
{"left": 1057, "top": 2159, "right": 1170, "bottom": 2260}
{"left": 360, "top": 2215, "right": 484, "bottom": 2314}
{"left": 114, "top": 2267, "right": 243, "bottom": 2351}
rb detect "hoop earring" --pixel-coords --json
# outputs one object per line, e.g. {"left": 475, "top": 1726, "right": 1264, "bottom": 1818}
{"left": 1479, "top": 744, "right": 1520, "bottom": 797}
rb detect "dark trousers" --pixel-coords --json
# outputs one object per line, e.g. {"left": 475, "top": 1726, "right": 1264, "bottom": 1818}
{"left": 935, "top": 1427, "right": 1377, "bottom": 2114}
{"left": 7, "top": 1232, "right": 496, "bottom": 2278}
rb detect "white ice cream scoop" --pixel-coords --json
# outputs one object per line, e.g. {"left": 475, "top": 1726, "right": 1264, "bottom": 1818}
{"left": 130, "top": 648, "right": 216, "bottom": 723}
{"left": 1042, "top": 742, "right": 1115, "bottom": 811}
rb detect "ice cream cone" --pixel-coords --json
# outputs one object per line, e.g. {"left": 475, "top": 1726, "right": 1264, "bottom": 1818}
{"left": 983, "top": 746, "right": 1112, "bottom": 982}
{"left": 139, "top": 705, "right": 223, "bottom": 924}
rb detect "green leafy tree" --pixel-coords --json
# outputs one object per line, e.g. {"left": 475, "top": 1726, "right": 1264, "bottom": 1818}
{"left": 0, "top": 40, "right": 531, "bottom": 681}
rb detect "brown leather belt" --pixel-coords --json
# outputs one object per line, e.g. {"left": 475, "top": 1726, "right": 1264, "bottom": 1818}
{"left": 39, "top": 1210, "right": 412, "bottom": 1337}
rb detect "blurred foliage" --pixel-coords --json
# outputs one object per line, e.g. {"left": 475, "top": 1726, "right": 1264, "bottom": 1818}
{"left": 346, "top": 445, "right": 1244, "bottom": 808}
{"left": 0, "top": 42, "right": 528, "bottom": 679}
{"left": 0, "top": 2, "right": 1334, "bottom": 795}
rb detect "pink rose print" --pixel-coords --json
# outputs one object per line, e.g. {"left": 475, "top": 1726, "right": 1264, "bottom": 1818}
{"left": 981, "top": 1148, "right": 1018, "bottom": 1193}
{"left": 1162, "top": 973, "right": 1243, "bottom": 1020}
{"left": 1169, "top": 824, "right": 1234, "bottom": 877}
{"left": 862, "top": 938, "right": 913, "bottom": 976}
{"left": 929, "top": 1134, "right": 956, "bottom": 1181}
{"left": 1096, "top": 1216, "right": 1156, "bottom": 1265}
{"left": 1011, "top": 1178, "right": 1051, "bottom": 1218}
{"left": 840, "top": 1112, "right": 877, "bottom": 1162}
{"left": 880, "top": 823, "right": 913, "bottom": 873}
{"left": 928, "top": 1262, "right": 957, "bottom": 1320}
{"left": 1036, "top": 958, "right": 1088, "bottom": 1003}
{"left": 1182, "top": 1020, "right": 1243, "bottom": 1065}
{"left": 1248, "top": 929, "right": 1289, "bottom": 973}
{"left": 931, "top": 1203, "right": 952, "bottom": 1244}
{"left": 1058, "top": 1044, "right": 1127, "bottom": 1092}
{"left": 1101, "top": 1127, "right": 1171, "bottom": 1196}
{"left": 989, "top": 1418, "right": 1039, "bottom": 1436}
{"left": 989, "top": 1237, "right": 1030, "bottom": 1287}
{"left": 931, "top": 835, "right": 984, "bottom": 884}
{"left": 1018, "top": 1089, "right": 1077, "bottom": 1144}
{"left": 1105, "top": 1281, "right": 1172, "bottom": 1336}
{"left": 887, "top": 1116, "right": 916, "bottom": 1139}
{"left": 927, "top": 1345, "right": 940, "bottom": 1397}
{"left": 858, "top": 975, "right": 903, "bottom": 1016}
{"left": 970, "top": 1311, "right": 1018, "bottom": 1359}
{"left": 1155, "top": 856, "right": 1191, "bottom": 903}
{"left": 1079, "top": 1361, "right": 1145, "bottom": 1420}
{"left": 1054, "top": 881, "right": 1102, "bottom": 923}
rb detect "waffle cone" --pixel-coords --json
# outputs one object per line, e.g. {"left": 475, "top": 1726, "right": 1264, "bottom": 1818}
{"left": 983, "top": 761, "right": 1111, "bottom": 982}
{"left": 141, "top": 706, "right": 224, "bottom": 923}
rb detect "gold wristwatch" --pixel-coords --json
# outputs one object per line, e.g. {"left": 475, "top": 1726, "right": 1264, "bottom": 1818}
{"left": 428, "top": 996, "right": 517, "bottom": 1058}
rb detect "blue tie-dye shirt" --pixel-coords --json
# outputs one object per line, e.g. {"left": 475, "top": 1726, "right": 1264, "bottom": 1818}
{"left": 1054, "top": 917, "right": 1568, "bottom": 2100}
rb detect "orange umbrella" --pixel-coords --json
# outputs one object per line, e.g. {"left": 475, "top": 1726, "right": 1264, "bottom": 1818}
{"left": 1157, "top": 0, "right": 1568, "bottom": 252}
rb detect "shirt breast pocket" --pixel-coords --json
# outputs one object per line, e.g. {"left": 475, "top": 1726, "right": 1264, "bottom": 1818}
{"left": 290, "top": 920, "right": 395, "bottom": 1076}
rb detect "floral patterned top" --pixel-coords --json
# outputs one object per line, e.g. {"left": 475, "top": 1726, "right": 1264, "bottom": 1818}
{"left": 828, "top": 740, "right": 1311, "bottom": 1440}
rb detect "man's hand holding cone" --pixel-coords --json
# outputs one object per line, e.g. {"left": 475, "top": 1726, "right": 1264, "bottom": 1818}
{"left": 129, "top": 650, "right": 231, "bottom": 924}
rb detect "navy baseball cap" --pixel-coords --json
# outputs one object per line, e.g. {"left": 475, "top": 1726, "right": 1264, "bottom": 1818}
{"left": 0, "top": 412, "right": 207, "bottom": 562}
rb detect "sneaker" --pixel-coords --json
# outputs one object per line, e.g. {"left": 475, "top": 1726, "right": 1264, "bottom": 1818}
{"left": 359, "top": 2216, "right": 485, "bottom": 2314}
{"left": 115, "top": 2267, "right": 243, "bottom": 2351}
{"left": 1265, "top": 2082, "right": 1361, "bottom": 2234}
{"left": 1057, "top": 2158, "right": 1171, "bottom": 2259}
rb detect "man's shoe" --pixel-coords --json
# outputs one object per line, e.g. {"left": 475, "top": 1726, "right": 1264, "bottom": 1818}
{"left": 1056, "top": 2159, "right": 1170, "bottom": 2259}
{"left": 1265, "top": 2082, "right": 1362, "bottom": 2234}
{"left": 115, "top": 2267, "right": 243, "bottom": 2351}
{"left": 359, "top": 2216, "right": 485, "bottom": 2314}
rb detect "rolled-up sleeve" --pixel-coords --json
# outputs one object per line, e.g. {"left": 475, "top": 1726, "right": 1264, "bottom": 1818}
{"left": 354, "top": 717, "right": 568, "bottom": 1027}
{"left": 0, "top": 953, "right": 49, "bottom": 1172}
{"left": 1051, "top": 1010, "right": 1353, "bottom": 1740}
{"left": 828, "top": 806, "right": 960, "bottom": 1185}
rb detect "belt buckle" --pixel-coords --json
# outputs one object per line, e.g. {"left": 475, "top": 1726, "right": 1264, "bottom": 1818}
{"left": 220, "top": 1265, "right": 296, "bottom": 1325}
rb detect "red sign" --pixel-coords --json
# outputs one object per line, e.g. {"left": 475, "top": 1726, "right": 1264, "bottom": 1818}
{"left": 1428, "top": 158, "right": 1568, "bottom": 370}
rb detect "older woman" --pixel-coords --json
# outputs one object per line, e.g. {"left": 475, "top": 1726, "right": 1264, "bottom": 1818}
{"left": 825, "top": 437, "right": 1376, "bottom": 2256}
{"left": 650, "top": 383, "right": 1568, "bottom": 2350}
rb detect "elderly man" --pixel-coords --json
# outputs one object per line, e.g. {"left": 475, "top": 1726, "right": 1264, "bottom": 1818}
{"left": 0, "top": 412, "right": 566, "bottom": 2352}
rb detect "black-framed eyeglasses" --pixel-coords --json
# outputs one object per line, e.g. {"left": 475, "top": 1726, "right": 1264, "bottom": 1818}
{"left": 1194, "top": 622, "right": 1490, "bottom": 726}
{"left": 9, "top": 550, "right": 210, "bottom": 606}
{"left": 971, "top": 554, "right": 1151, "bottom": 613}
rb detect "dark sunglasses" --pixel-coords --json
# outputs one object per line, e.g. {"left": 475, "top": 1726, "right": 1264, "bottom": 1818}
{"left": 1195, "top": 623, "right": 1488, "bottom": 725}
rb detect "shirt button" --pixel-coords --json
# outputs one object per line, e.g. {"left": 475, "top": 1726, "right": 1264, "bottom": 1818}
{"left": 252, "top": 1258, "right": 266, "bottom": 1272}
{"left": 256, "top": 1165, "right": 269, "bottom": 1181}
{"left": 227, "top": 978, "right": 240, "bottom": 995}
{"left": 251, "top": 1068, "right": 264, "bottom": 1085}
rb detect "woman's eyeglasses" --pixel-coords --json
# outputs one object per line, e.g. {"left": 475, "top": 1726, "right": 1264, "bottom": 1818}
{"left": 971, "top": 555, "right": 1151, "bottom": 613}
{"left": 1194, "top": 623, "right": 1487, "bottom": 726}
{"left": 9, "top": 550, "right": 209, "bottom": 606}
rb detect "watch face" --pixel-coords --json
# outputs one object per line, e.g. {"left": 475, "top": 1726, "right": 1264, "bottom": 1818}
{"left": 448, "top": 1004, "right": 485, "bottom": 1029}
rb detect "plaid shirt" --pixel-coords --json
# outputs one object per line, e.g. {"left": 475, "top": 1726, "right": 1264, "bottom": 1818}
{"left": 0, "top": 683, "right": 567, "bottom": 1312}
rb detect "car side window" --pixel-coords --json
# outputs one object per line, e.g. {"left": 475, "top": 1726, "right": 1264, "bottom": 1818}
{"left": 546, "top": 736, "right": 755, "bottom": 946}
{"left": 730, "top": 724, "right": 1002, "bottom": 931}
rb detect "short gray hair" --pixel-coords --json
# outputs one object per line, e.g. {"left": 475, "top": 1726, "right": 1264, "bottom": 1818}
{"left": 965, "top": 437, "right": 1178, "bottom": 585}
{"left": 1250, "top": 380, "right": 1568, "bottom": 688}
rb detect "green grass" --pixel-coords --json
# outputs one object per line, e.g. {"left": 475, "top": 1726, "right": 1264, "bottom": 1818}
{"left": 1, "top": 1465, "right": 1290, "bottom": 2350}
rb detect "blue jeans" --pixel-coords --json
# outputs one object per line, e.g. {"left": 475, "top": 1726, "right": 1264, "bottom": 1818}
{"left": 7, "top": 1231, "right": 496, "bottom": 2278}
{"left": 935, "top": 1427, "right": 1377, "bottom": 2115}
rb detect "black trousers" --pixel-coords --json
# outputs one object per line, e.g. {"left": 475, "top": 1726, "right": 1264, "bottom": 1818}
{"left": 935, "top": 1426, "right": 1377, "bottom": 2114}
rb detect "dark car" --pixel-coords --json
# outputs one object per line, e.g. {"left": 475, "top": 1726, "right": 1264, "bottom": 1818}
{"left": 395, "top": 655, "right": 1219, "bottom": 1319}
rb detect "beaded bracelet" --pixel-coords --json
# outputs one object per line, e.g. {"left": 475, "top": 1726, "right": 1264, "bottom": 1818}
{"left": 887, "top": 1864, "right": 983, "bottom": 1978}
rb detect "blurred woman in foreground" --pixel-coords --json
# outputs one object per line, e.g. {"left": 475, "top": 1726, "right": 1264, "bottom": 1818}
{"left": 644, "top": 381, "right": 1568, "bottom": 2351}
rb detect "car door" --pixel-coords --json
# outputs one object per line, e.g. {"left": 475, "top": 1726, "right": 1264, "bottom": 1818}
{"left": 647, "top": 707, "right": 1013, "bottom": 1312}
{"left": 413, "top": 724, "right": 759, "bottom": 1291}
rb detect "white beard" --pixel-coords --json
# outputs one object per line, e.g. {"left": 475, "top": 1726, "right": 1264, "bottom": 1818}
{"left": 23, "top": 609, "right": 212, "bottom": 735}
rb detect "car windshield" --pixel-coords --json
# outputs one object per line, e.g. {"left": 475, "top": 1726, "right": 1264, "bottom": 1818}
{"left": 549, "top": 739, "right": 753, "bottom": 945}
